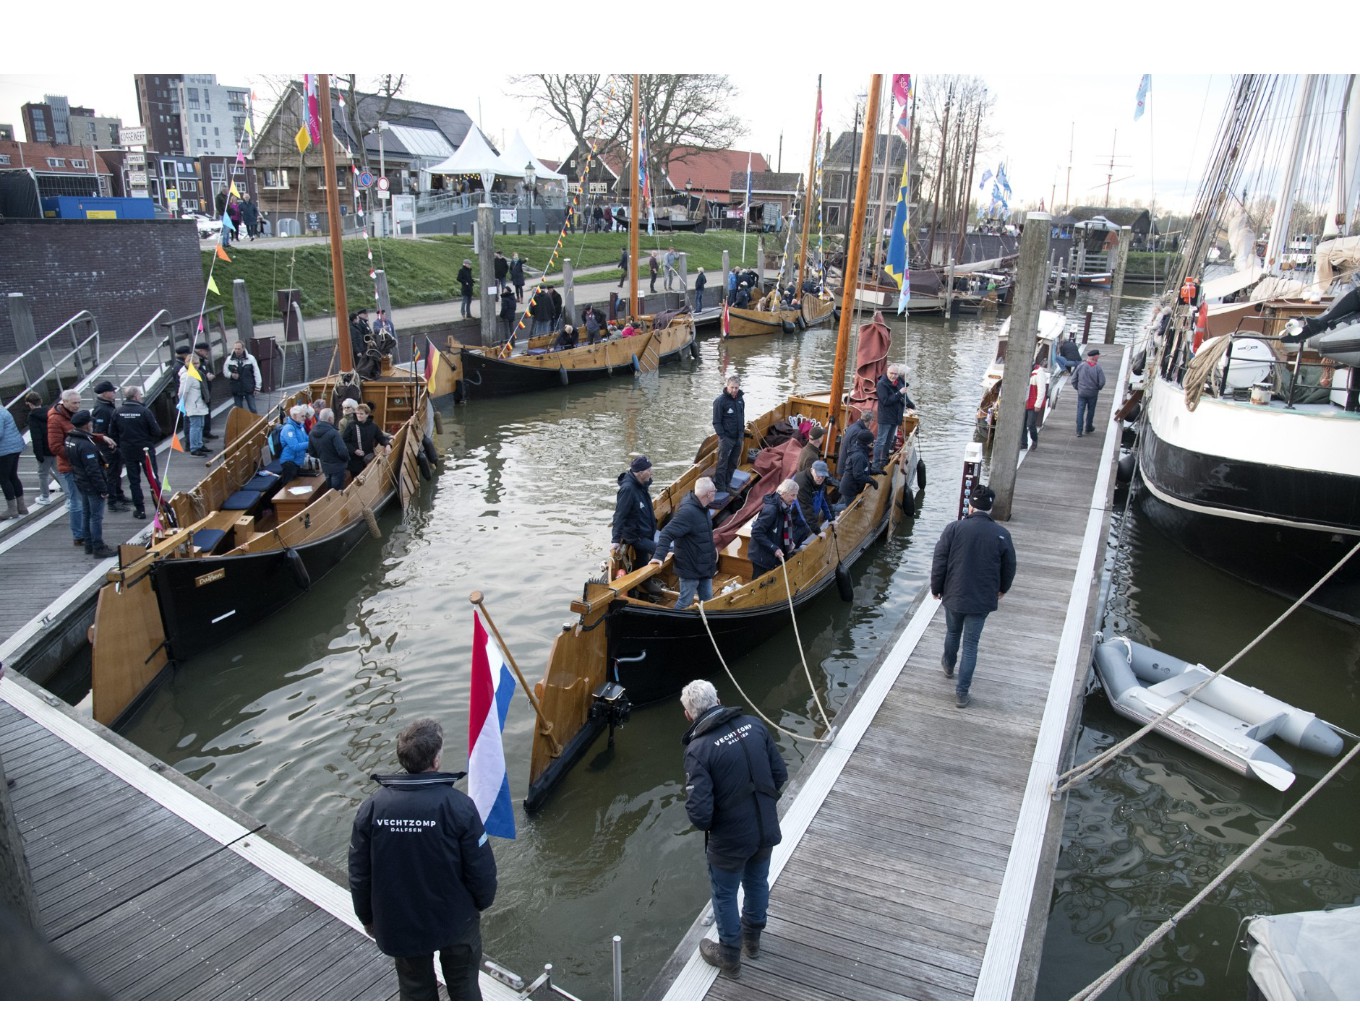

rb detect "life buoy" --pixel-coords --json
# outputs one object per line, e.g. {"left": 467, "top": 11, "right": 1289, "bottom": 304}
{"left": 1192, "top": 301, "right": 1208, "bottom": 352}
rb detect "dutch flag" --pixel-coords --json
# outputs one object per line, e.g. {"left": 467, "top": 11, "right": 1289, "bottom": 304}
{"left": 469, "top": 613, "right": 516, "bottom": 839}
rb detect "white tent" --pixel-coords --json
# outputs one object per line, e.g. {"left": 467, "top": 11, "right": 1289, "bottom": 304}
{"left": 501, "top": 130, "right": 566, "bottom": 183}
{"left": 425, "top": 127, "right": 524, "bottom": 195}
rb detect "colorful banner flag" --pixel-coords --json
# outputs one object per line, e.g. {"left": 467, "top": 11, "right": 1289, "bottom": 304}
{"left": 215, "top": 244, "right": 232, "bottom": 262}
{"left": 295, "top": 123, "right": 311, "bottom": 155}
{"left": 303, "top": 74, "right": 322, "bottom": 144}
{"left": 469, "top": 613, "right": 516, "bottom": 839}
{"left": 891, "top": 74, "right": 912, "bottom": 142}
{"left": 206, "top": 275, "right": 219, "bottom": 295}
{"left": 885, "top": 159, "right": 913, "bottom": 315}
{"left": 978, "top": 168, "right": 994, "bottom": 192}
{"left": 743, "top": 151, "right": 753, "bottom": 214}
{"left": 997, "top": 163, "right": 1012, "bottom": 200}
{"left": 1135, "top": 74, "right": 1151, "bottom": 121}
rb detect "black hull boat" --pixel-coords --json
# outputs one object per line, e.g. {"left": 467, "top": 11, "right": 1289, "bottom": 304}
{"left": 458, "top": 329, "right": 696, "bottom": 398}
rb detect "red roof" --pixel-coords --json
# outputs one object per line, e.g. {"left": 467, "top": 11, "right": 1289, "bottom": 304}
{"left": 666, "top": 148, "right": 769, "bottom": 200}
{"left": 0, "top": 140, "right": 113, "bottom": 174}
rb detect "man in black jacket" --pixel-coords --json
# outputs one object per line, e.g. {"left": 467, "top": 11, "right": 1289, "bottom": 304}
{"left": 457, "top": 259, "right": 475, "bottom": 318}
{"left": 650, "top": 477, "right": 717, "bottom": 608}
{"left": 748, "top": 479, "right": 810, "bottom": 579}
{"left": 90, "top": 380, "right": 129, "bottom": 512}
{"left": 611, "top": 455, "right": 658, "bottom": 567}
{"left": 493, "top": 250, "right": 508, "bottom": 288}
{"left": 110, "top": 384, "right": 163, "bottom": 520}
{"left": 308, "top": 408, "right": 349, "bottom": 492}
{"left": 930, "top": 484, "right": 1017, "bottom": 708}
{"left": 64, "top": 411, "right": 112, "bottom": 558}
{"left": 873, "top": 363, "right": 915, "bottom": 471}
{"left": 793, "top": 459, "right": 838, "bottom": 530}
{"left": 349, "top": 718, "right": 497, "bottom": 1000}
{"left": 711, "top": 374, "right": 745, "bottom": 496}
{"left": 836, "top": 411, "right": 878, "bottom": 508}
{"left": 682, "top": 678, "right": 788, "bottom": 979}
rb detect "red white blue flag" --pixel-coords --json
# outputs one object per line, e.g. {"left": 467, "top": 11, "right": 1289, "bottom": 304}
{"left": 303, "top": 74, "right": 322, "bottom": 144}
{"left": 469, "top": 613, "right": 516, "bottom": 839}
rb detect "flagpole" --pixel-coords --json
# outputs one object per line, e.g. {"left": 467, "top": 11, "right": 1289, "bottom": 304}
{"left": 469, "top": 591, "right": 560, "bottom": 754}
{"left": 796, "top": 76, "right": 821, "bottom": 294}
{"left": 630, "top": 75, "right": 640, "bottom": 323}
{"left": 741, "top": 151, "right": 751, "bottom": 263}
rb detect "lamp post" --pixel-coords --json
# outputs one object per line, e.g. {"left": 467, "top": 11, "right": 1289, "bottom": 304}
{"left": 524, "top": 161, "right": 536, "bottom": 208}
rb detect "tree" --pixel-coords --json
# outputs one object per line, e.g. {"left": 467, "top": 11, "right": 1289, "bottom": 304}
{"left": 509, "top": 74, "right": 740, "bottom": 192}
{"left": 911, "top": 76, "right": 995, "bottom": 262}
{"left": 332, "top": 74, "right": 411, "bottom": 164}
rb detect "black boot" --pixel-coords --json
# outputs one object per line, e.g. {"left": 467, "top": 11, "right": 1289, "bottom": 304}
{"left": 699, "top": 938, "right": 741, "bottom": 978}
{"left": 741, "top": 925, "right": 762, "bottom": 959}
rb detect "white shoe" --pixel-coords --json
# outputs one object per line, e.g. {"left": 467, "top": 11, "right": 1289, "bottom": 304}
{"left": 34, "top": 495, "right": 51, "bottom": 506}
{"left": 49, "top": 481, "right": 60, "bottom": 493}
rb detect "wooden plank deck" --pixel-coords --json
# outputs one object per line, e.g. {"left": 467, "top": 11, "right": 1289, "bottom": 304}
{"left": 0, "top": 671, "right": 518, "bottom": 1001}
{"left": 656, "top": 344, "right": 1128, "bottom": 1001}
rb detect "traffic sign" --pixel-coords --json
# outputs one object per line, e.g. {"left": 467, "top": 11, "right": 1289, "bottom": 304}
{"left": 357, "top": 171, "right": 375, "bottom": 188}
{"left": 376, "top": 176, "right": 389, "bottom": 192}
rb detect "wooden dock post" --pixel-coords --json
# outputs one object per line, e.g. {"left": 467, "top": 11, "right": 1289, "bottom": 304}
{"left": 989, "top": 210, "right": 1050, "bottom": 522}
{"left": 563, "top": 258, "right": 575, "bottom": 328}
{"left": 231, "top": 280, "right": 254, "bottom": 343}
{"left": 1105, "top": 226, "right": 1132, "bottom": 344}
{"left": 944, "top": 259, "right": 956, "bottom": 320}
{"left": 373, "top": 270, "right": 392, "bottom": 324}
{"left": 721, "top": 249, "right": 731, "bottom": 300}
{"left": 477, "top": 204, "right": 496, "bottom": 345}
{"left": 678, "top": 253, "right": 688, "bottom": 299}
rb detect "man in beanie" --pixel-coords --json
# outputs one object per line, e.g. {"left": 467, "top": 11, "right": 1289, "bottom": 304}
{"left": 611, "top": 454, "right": 659, "bottom": 568}
{"left": 930, "top": 484, "right": 1016, "bottom": 708}
{"left": 64, "top": 410, "right": 113, "bottom": 557}
{"left": 793, "top": 458, "right": 840, "bottom": 531}
{"left": 90, "top": 380, "right": 129, "bottom": 511}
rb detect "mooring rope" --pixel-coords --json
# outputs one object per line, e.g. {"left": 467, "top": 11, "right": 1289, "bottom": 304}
{"left": 1053, "top": 537, "right": 1360, "bottom": 796}
{"left": 695, "top": 558, "right": 834, "bottom": 745}
{"left": 1070, "top": 735, "right": 1360, "bottom": 1000}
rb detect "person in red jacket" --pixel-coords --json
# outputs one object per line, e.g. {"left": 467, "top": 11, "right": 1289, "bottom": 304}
{"left": 47, "top": 389, "right": 86, "bottom": 546}
{"left": 1021, "top": 359, "right": 1049, "bottom": 451}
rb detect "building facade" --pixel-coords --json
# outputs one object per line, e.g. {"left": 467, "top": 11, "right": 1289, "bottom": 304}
{"left": 134, "top": 74, "right": 185, "bottom": 155}
{"left": 176, "top": 75, "right": 250, "bottom": 157}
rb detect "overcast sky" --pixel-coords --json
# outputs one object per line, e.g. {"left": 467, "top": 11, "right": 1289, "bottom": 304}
{"left": 0, "top": 17, "right": 1306, "bottom": 217}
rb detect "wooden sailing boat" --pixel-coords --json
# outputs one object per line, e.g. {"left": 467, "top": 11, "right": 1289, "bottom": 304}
{"left": 524, "top": 73, "right": 921, "bottom": 810}
{"left": 452, "top": 75, "right": 695, "bottom": 398}
{"left": 722, "top": 80, "right": 836, "bottom": 339}
{"left": 88, "top": 73, "right": 433, "bottom": 728}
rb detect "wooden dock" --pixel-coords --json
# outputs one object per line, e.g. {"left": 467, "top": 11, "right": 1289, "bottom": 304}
{"left": 654, "top": 344, "right": 1129, "bottom": 1001}
{"left": 0, "top": 668, "right": 519, "bottom": 1000}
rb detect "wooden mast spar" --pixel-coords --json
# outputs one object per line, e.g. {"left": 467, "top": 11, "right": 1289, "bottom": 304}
{"left": 630, "top": 74, "right": 640, "bottom": 323}
{"left": 796, "top": 75, "right": 821, "bottom": 295}
{"left": 317, "top": 73, "right": 353, "bottom": 374}
{"left": 825, "top": 74, "right": 882, "bottom": 452}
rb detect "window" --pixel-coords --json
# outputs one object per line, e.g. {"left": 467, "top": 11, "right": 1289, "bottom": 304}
{"left": 263, "top": 168, "right": 289, "bottom": 189}
{"left": 71, "top": 159, "right": 88, "bottom": 169}
{"left": 46, "top": 157, "right": 65, "bottom": 168}
{"left": 211, "top": 163, "right": 225, "bottom": 180}
{"left": 0, "top": 155, "right": 10, "bottom": 166}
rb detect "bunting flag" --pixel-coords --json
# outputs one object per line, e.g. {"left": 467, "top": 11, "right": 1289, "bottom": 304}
{"left": 215, "top": 244, "right": 232, "bottom": 262}
{"left": 303, "top": 74, "right": 322, "bottom": 144}
{"left": 228, "top": 182, "right": 240, "bottom": 199}
{"left": 206, "top": 275, "right": 219, "bottom": 295}
{"left": 743, "top": 151, "right": 753, "bottom": 215}
{"left": 997, "top": 163, "right": 1012, "bottom": 200}
{"left": 171, "top": 432, "right": 184, "bottom": 453}
{"left": 978, "top": 168, "right": 994, "bottom": 192}
{"left": 1135, "top": 74, "right": 1151, "bottom": 121}
{"left": 294, "top": 123, "right": 310, "bottom": 155}
{"left": 469, "top": 613, "right": 516, "bottom": 840}
{"left": 236, "top": 150, "right": 246, "bottom": 166}
{"left": 891, "top": 74, "right": 912, "bottom": 141}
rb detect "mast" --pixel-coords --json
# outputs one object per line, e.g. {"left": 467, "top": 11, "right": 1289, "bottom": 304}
{"left": 1265, "top": 75, "right": 1317, "bottom": 272}
{"left": 872, "top": 82, "right": 895, "bottom": 277}
{"left": 796, "top": 76, "right": 821, "bottom": 293}
{"left": 826, "top": 74, "right": 881, "bottom": 452}
{"left": 630, "top": 74, "right": 640, "bottom": 322}
{"left": 317, "top": 74, "right": 352, "bottom": 373}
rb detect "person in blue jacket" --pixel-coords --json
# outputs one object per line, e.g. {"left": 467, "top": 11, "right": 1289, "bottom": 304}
{"left": 682, "top": 678, "right": 788, "bottom": 979}
{"left": 276, "top": 404, "right": 311, "bottom": 486}
{"left": 349, "top": 717, "right": 497, "bottom": 1000}
{"left": 930, "top": 484, "right": 1017, "bottom": 708}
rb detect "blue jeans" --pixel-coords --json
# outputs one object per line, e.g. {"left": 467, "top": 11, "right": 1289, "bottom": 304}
{"left": 1076, "top": 394, "right": 1097, "bottom": 435}
{"left": 59, "top": 472, "right": 84, "bottom": 540}
{"left": 708, "top": 847, "right": 772, "bottom": 948}
{"left": 695, "top": 287, "right": 704, "bottom": 312}
{"left": 188, "top": 414, "right": 205, "bottom": 451}
{"left": 872, "top": 423, "right": 896, "bottom": 470}
{"left": 78, "top": 488, "right": 105, "bottom": 548}
{"left": 676, "top": 576, "right": 713, "bottom": 609}
{"left": 1054, "top": 355, "right": 1078, "bottom": 373}
{"left": 942, "top": 608, "right": 989, "bottom": 697}
{"left": 232, "top": 392, "right": 258, "bottom": 414}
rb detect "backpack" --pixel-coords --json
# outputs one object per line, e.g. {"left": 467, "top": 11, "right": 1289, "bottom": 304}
{"left": 267, "top": 422, "right": 286, "bottom": 460}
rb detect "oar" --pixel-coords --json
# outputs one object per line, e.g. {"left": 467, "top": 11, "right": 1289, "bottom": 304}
{"left": 1246, "top": 759, "right": 1295, "bottom": 792}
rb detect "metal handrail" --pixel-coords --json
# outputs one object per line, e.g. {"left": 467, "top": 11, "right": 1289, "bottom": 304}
{"left": 1, "top": 309, "right": 100, "bottom": 413}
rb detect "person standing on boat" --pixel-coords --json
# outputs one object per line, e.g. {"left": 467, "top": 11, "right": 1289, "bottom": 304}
{"left": 1054, "top": 332, "right": 1082, "bottom": 374}
{"left": 349, "top": 717, "right": 497, "bottom": 1001}
{"left": 457, "top": 259, "right": 475, "bottom": 319}
{"left": 650, "top": 477, "right": 718, "bottom": 609}
{"left": 1021, "top": 359, "right": 1048, "bottom": 451}
{"left": 794, "top": 460, "right": 839, "bottom": 531}
{"left": 712, "top": 375, "right": 746, "bottom": 497}
{"left": 611, "top": 455, "right": 658, "bottom": 568}
{"left": 930, "top": 484, "right": 1016, "bottom": 709}
{"left": 749, "top": 479, "right": 810, "bottom": 579}
{"left": 695, "top": 268, "right": 707, "bottom": 313}
{"left": 681, "top": 678, "right": 787, "bottom": 979}
{"left": 498, "top": 287, "right": 517, "bottom": 341}
{"left": 795, "top": 424, "right": 825, "bottom": 476}
{"left": 1072, "top": 349, "right": 1105, "bottom": 437}
{"left": 342, "top": 402, "right": 391, "bottom": 479}
{"left": 309, "top": 408, "right": 349, "bottom": 492}
{"left": 835, "top": 413, "right": 878, "bottom": 509}
{"left": 872, "top": 364, "right": 914, "bottom": 472}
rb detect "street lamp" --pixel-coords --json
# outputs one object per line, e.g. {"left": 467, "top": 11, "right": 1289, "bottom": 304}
{"left": 524, "top": 161, "right": 536, "bottom": 209}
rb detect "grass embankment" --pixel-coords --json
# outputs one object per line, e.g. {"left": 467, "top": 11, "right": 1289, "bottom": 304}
{"left": 200, "top": 229, "right": 773, "bottom": 329}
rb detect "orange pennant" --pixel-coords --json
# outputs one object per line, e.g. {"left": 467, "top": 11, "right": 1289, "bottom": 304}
{"left": 216, "top": 244, "right": 233, "bottom": 262}
{"left": 171, "top": 433, "right": 185, "bottom": 452}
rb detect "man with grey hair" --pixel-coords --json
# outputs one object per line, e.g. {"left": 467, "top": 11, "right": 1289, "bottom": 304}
{"left": 349, "top": 718, "right": 498, "bottom": 1000}
{"left": 111, "top": 384, "right": 163, "bottom": 520}
{"left": 681, "top": 679, "right": 788, "bottom": 979}
{"left": 873, "top": 362, "right": 915, "bottom": 472}
{"left": 308, "top": 406, "right": 349, "bottom": 492}
{"left": 650, "top": 477, "right": 718, "bottom": 609}
{"left": 748, "top": 478, "right": 810, "bottom": 579}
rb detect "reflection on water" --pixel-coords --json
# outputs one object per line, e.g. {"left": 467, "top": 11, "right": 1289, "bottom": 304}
{"left": 111, "top": 290, "right": 1355, "bottom": 1001}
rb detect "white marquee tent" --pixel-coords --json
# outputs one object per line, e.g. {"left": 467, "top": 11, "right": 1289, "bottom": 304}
{"left": 425, "top": 127, "right": 525, "bottom": 194}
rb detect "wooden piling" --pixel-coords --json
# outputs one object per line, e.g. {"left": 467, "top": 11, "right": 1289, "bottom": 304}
{"left": 1105, "top": 226, "right": 1132, "bottom": 345}
{"left": 477, "top": 204, "right": 496, "bottom": 345}
{"left": 563, "top": 258, "right": 576, "bottom": 327}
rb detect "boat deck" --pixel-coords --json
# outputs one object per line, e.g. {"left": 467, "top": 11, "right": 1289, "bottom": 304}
{"left": 653, "top": 343, "right": 1129, "bottom": 1001}
{"left": 0, "top": 668, "right": 519, "bottom": 1000}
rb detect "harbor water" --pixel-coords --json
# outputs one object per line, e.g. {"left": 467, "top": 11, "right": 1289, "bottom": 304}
{"left": 87, "top": 289, "right": 1357, "bottom": 1000}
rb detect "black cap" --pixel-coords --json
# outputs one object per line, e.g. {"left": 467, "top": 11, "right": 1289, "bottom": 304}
{"left": 969, "top": 485, "right": 995, "bottom": 511}
{"left": 93, "top": 380, "right": 116, "bottom": 394}
{"left": 71, "top": 410, "right": 93, "bottom": 427}
{"left": 175, "top": 344, "right": 191, "bottom": 355}
{"left": 631, "top": 455, "right": 652, "bottom": 473}
{"left": 194, "top": 340, "right": 211, "bottom": 351}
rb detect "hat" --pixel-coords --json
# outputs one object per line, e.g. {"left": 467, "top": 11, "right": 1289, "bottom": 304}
{"left": 194, "top": 340, "right": 211, "bottom": 351}
{"left": 809, "top": 426, "right": 825, "bottom": 440}
{"left": 1087, "top": 349, "right": 1100, "bottom": 358}
{"left": 631, "top": 455, "right": 652, "bottom": 473}
{"left": 175, "top": 344, "right": 191, "bottom": 355}
{"left": 463, "top": 259, "right": 471, "bottom": 266}
{"left": 969, "top": 484, "right": 995, "bottom": 511}
{"left": 812, "top": 460, "right": 830, "bottom": 476}
{"left": 71, "top": 410, "right": 92, "bottom": 427}
{"left": 93, "top": 380, "right": 116, "bottom": 394}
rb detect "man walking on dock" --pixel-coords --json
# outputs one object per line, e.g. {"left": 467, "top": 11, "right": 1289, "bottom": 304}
{"left": 931, "top": 484, "right": 1017, "bottom": 708}
{"left": 349, "top": 718, "right": 498, "bottom": 1000}
{"left": 681, "top": 679, "right": 788, "bottom": 980}
{"left": 1072, "top": 349, "right": 1105, "bottom": 437}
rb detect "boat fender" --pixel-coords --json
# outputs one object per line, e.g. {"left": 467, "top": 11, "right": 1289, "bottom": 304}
{"left": 1117, "top": 452, "right": 1136, "bottom": 485}
{"left": 534, "top": 680, "right": 545, "bottom": 702}
{"left": 559, "top": 365, "right": 569, "bottom": 387}
{"left": 631, "top": 354, "right": 641, "bottom": 374}
{"left": 362, "top": 505, "right": 382, "bottom": 540}
{"left": 416, "top": 450, "right": 433, "bottom": 481}
{"left": 433, "top": 411, "right": 444, "bottom": 434}
{"left": 689, "top": 339, "right": 699, "bottom": 359}
{"left": 1192, "top": 301, "right": 1208, "bottom": 352}
{"left": 421, "top": 435, "right": 439, "bottom": 468}
{"left": 797, "top": 314, "right": 808, "bottom": 330}
{"left": 916, "top": 457, "right": 927, "bottom": 489}
{"left": 285, "top": 547, "right": 311, "bottom": 591}
{"left": 835, "top": 562, "right": 854, "bottom": 602}
{"left": 781, "top": 319, "right": 796, "bottom": 334}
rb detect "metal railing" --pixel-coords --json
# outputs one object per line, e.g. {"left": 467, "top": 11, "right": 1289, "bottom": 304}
{"left": 1, "top": 310, "right": 100, "bottom": 413}
{"left": 82, "top": 309, "right": 174, "bottom": 400}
